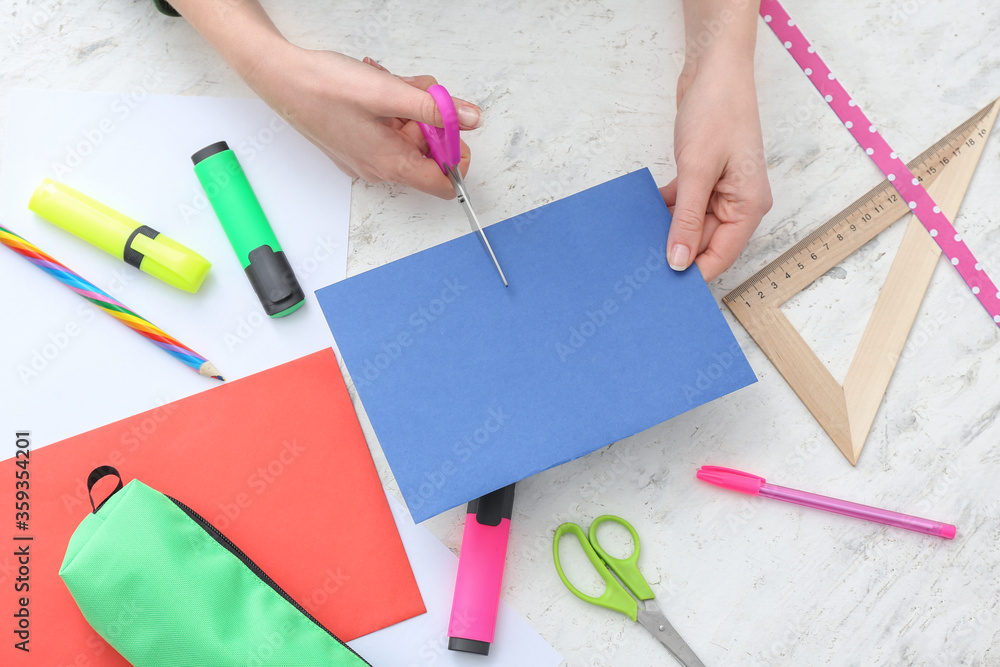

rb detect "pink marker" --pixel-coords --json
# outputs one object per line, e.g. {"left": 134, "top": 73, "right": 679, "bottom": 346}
{"left": 448, "top": 484, "right": 516, "bottom": 655}
{"left": 696, "top": 466, "right": 956, "bottom": 539}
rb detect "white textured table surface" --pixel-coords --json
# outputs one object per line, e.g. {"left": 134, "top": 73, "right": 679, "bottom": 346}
{"left": 5, "top": 1, "right": 1000, "bottom": 665}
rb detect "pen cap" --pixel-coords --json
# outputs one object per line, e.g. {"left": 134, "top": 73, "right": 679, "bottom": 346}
{"left": 696, "top": 466, "right": 765, "bottom": 495}
{"left": 192, "top": 141, "right": 304, "bottom": 318}
{"left": 28, "top": 179, "right": 211, "bottom": 293}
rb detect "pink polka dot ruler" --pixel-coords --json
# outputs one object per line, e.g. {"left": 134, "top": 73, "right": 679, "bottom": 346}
{"left": 723, "top": 47, "right": 999, "bottom": 464}
{"left": 758, "top": 0, "right": 999, "bottom": 326}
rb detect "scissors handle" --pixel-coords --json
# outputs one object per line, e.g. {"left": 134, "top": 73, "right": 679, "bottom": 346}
{"left": 553, "top": 522, "right": 639, "bottom": 621}
{"left": 416, "top": 84, "right": 461, "bottom": 173}
{"left": 588, "top": 515, "right": 654, "bottom": 601}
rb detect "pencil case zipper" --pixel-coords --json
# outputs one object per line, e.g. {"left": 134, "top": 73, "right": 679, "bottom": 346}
{"left": 167, "top": 496, "right": 368, "bottom": 663}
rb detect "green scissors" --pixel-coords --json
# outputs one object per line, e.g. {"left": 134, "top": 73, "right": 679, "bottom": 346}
{"left": 553, "top": 515, "right": 706, "bottom": 667}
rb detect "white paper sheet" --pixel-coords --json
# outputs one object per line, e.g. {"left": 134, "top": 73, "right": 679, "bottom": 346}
{"left": 0, "top": 90, "right": 562, "bottom": 665}
{"left": 350, "top": 494, "right": 563, "bottom": 667}
{"left": 0, "top": 89, "right": 351, "bottom": 456}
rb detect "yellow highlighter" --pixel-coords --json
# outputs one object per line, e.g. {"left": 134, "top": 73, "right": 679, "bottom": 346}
{"left": 28, "top": 178, "right": 211, "bottom": 293}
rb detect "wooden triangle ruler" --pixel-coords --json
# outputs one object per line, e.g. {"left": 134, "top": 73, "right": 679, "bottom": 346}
{"left": 723, "top": 99, "right": 999, "bottom": 465}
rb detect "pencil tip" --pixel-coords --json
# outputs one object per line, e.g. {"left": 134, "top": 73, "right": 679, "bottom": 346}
{"left": 200, "top": 361, "right": 224, "bottom": 380}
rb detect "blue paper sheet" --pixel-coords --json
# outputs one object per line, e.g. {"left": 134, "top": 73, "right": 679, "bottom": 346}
{"left": 317, "top": 169, "right": 756, "bottom": 521}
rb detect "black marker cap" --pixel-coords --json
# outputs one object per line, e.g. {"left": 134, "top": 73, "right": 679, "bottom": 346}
{"left": 245, "top": 245, "right": 305, "bottom": 317}
{"left": 467, "top": 484, "right": 516, "bottom": 527}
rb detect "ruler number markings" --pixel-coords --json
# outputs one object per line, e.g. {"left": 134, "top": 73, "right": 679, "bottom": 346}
{"left": 727, "top": 114, "right": 989, "bottom": 313}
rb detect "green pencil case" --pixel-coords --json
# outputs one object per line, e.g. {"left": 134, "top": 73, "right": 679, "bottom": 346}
{"left": 59, "top": 466, "right": 370, "bottom": 667}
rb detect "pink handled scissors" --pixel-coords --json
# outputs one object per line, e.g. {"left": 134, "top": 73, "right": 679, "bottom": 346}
{"left": 418, "top": 85, "right": 508, "bottom": 287}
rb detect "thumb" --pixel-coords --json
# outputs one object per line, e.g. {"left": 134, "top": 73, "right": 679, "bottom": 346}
{"left": 666, "top": 165, "right": 717, "bottom": 271}
{"left": 394, "top": 75, "right": 482, "bottom": 130}
{"left": 358, "top": 69, "right": 443, "bottom": 126}
{"left": 397, "top": 75, "right": 444, "bottom": 126}
{"left": 374, "top": 75, "right": 483, "bottom": 130}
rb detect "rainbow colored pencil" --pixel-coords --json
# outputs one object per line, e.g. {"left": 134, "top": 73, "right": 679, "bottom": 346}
{"left": 0, "top": 224, "right": 223, "bottom": 381}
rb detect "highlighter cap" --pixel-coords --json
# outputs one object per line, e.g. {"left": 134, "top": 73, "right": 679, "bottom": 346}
{"left": 28, "top": 179, "right": 211, "bottom": 293}
{"left": 467, "top": 484, "right": 516, "bottom": 526}
{"left": 244, "top": 245, "right": 306, "bottom": 317}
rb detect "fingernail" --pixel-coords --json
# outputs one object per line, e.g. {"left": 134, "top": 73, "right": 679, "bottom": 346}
{"left": 668, "top": 245, "right": 690, "bottom": 271}
{"left": 457, "top": 105, "right": 482, "bottom": 129}
{"left": 398, "top": 75, "right": 416, "bottom": 82}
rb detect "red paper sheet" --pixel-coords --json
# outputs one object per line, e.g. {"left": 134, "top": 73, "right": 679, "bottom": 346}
{"left": 1, "top": 349, "right": 424, "bottom": 665}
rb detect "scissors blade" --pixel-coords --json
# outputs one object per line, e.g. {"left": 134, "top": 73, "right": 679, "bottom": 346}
{"left": 446, "top": 167, "right": 508, "bottom": 287}
{"left": 636, "top": 600, "right": 705, "bottom": 667}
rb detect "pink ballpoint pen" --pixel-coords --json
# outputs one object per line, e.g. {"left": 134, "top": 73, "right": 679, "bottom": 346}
{"left": 696, "top": 466, "right": 956, "bottom": 539}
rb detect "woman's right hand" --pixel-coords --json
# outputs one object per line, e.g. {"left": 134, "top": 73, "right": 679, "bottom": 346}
{"left": 168, "top": 0, "right": 481, "bottom": 198}
{"left": 248, "top": 46, "right": 482, "bottom": 199}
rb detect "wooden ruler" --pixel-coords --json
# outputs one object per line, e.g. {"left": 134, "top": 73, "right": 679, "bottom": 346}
{"left": 724, "top": 99, "right": 999, "bottom": 465}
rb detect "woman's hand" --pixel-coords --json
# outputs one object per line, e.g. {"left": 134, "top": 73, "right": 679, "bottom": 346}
{"left": 249, "top": 48, "right": 482, "bottom": 199}
{"left": 167, "top": 0, "right": 482, "bottom": 199}
{"left": 665, "top": 0, "right": 772, "bottom": 282}
{"left": 661, "top": 62, "right": 772, "bottom": 281}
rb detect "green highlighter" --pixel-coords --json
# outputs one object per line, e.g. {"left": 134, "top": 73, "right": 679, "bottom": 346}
{"left": 192, "top": 141, "right": 305, "bottom": 318}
